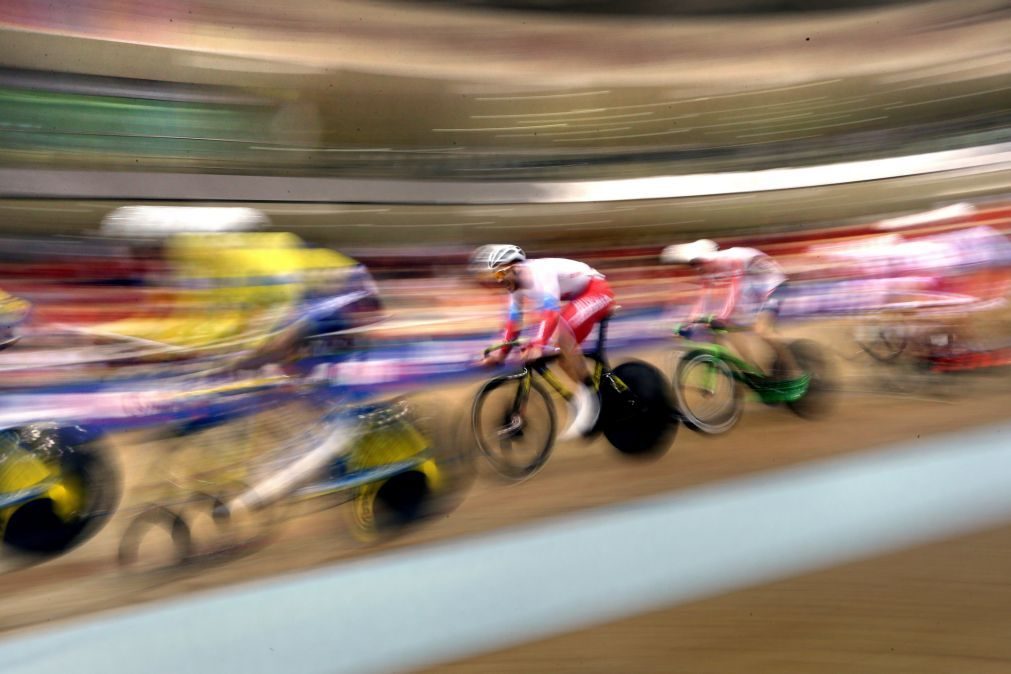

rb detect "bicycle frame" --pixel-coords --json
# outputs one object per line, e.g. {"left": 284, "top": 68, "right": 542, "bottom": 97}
{"left": 166, "top": 395, "right": 437, "bottom": 509}
{"left": 490, "top": 315, "right": 627, "bottom": 407}
{"left": 117, "top": 393, "right": 442, "bottom": 567}
{"left": 674, "top": 329, "right": 807, "bottom": 404}
{"left": 674, "top": 329, "right": 763, "bottom": 383}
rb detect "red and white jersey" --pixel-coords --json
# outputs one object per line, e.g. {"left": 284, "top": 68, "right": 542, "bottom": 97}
{"left": 692, "top": 247, "right": 786, "bottom": 321}
{"left": 511, "top": 258, "right": 604, "bottom": 308}
{"left": 501, "top": 258, "right": 606, "bottom": 348}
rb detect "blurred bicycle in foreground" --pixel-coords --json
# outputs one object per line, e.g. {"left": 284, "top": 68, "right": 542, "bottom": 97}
{"left": 1, "top": 207, "right": 474, "bottom": 570}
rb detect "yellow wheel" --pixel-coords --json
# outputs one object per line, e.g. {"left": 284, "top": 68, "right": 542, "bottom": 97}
{"left": 1, "top": 426, "right": 119, "bottom": 556}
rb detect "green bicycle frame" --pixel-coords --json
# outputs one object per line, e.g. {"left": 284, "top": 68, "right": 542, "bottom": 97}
{"left": 678, "top": 337, "right": 809, "bottom": 404}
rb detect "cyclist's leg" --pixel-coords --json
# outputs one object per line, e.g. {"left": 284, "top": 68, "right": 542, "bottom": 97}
{"left": 755, "top": 311, "right": 800, "bottom": 379}
{"left": 556, "top": 321, "right": 590, "bottom": 384}
{"left": 721, "top": 283, "right": 796, "bottom": 378}
{"left": 754, "top": 287, "right": 801, "bottom": 379}
{"left": 718, "top": 326, "right": 766, "bottom": 373}
{"left": 558, "top": 277, "right": 615, "bottom": 378}
{"left": 222, "top": 414, "right": 359, "bottom": 516}
{"left": 557, "top": 278, "right": 614, "bottom": 438}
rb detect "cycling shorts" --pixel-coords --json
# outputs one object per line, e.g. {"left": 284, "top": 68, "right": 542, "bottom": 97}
{"left": 560, "top": 277, "right": 615, "bottom": 344}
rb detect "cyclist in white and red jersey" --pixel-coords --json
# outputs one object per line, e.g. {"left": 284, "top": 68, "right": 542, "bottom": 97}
{"left": 471, "top": 244, "right": 614, "bottom": 439}
{"left": 661, "top": 239, "right": 800, "bottom": 379}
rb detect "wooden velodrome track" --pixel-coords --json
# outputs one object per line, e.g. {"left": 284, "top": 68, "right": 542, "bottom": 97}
{"left": 1, "top": 323, "right": 1009, "bottom": 672}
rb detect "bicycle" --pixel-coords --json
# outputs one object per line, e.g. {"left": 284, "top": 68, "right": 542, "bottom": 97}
{"left": 117, "top": 377, "right": 471, "bottom": 570}
{"left": 853, "top": 312, "right": 1011, "bottom": 393}
{"left": 672, "top": 320, "right": 833, "bottom": 435}
{"left": 471, "top": 313, "right": 677, "bottom": 481}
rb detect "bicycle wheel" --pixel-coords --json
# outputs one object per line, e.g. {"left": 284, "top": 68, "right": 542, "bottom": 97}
{"left": 673, "top": 350, "right": 743, "bottom": 435}
{"left": 348, "top": 470, "right": 431, "bottom": 543}
{"left": 398, "top": 394, "right": 476, "bottom": 516}
{"left": 471, "top": 376, "right": 556, "bottom": 480}
{"left": 3, "top": 436, "right": 120, "bottom": 556}
{"left": 854, "top": 323, "right": 907, "bottom": 362}
{"left": 784, "top": 339, "right": 836, "bottom": 419}
{"left": 117, "top": 505, "right": 194, "bottom": 569}
{"left": 599, "top": 360, "right": 677, "bottom": 456}
{"left": 345, "top": 404, "right": 440, "bottom": 541}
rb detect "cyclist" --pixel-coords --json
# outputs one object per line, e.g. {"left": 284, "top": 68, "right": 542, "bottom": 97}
{"left": 471, "top": 244, "right": 614, "bottom": 440}
{"left": 661, "top": 239, "right": 801, "bottom": 381}
{"left": 214, "top": 256, "right": 386, "bottom": 519}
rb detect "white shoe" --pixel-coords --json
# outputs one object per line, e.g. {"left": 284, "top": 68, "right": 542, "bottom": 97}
{"left": 559, "top": 386, "right": 600, "bottom": 441}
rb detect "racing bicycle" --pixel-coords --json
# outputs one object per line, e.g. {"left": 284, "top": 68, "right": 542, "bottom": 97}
{"left": 471, "top": 313, "right": 677, "bottom": 480}
{"left": 672, "top": 320, "right": 833, "bottom": 435}
{"left": 117, "top": 373, "right": 472, "bottom": 569}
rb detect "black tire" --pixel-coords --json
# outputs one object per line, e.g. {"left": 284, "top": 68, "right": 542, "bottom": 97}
{"left": 405, "top": 394, "right": 477, "bottom": 490}
{"left": 3, "top": 442, "right": 120, "bottom": 555}
{"left": 346, "top": 397, "right": 477, "bottom": 542}
{"left": 784, "top": 339, "right": 835, "bottom": 419}
{"left": 346, "top": 470, "right": 433, "bottom": 543}
{"left": 400, "top": 395, "right": 476, "bottom": 517}
{"left": 673, "top": 350, "right": 743, "bottom": 435}
{"left": 371, "top": 470, "right": 431, "bottom": 528}
{"left": 471, "top": 376, "right": 556, "bottom": 480}
{"left": 599, "top": 360, "right": 677, "bottom": 456}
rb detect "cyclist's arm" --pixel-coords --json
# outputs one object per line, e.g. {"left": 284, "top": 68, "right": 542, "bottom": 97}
{"left": 496, "top": 295, "right": 523, "bottom": 356}
{"left": 687, "top": 273, "right": 732, "bottom": 323}
{"left": 496, "top": 292, "right": 561, "bottom": 352}
{"left": 715, "top": 274, "right": 740, "bottom": 322}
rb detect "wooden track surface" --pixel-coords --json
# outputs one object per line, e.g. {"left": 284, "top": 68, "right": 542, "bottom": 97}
{"left": 1, "top": 329, "right": 1008, "bottom": 671}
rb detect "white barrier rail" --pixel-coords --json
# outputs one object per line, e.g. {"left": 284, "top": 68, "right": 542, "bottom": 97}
{"left": 2, "top": 142, "right": 1011, "bottom": 204}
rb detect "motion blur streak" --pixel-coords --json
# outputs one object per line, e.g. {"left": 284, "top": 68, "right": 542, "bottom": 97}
{"left": 3, "top": 141, "right": 1011, "bottom": 203}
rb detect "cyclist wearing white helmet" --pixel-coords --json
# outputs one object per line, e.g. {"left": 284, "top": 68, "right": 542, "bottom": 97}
{"left": 471, "top": 244, "right": 615, "bottom": 440}
{"left": 661, "top": 239, "right": 800, "bottom": 380}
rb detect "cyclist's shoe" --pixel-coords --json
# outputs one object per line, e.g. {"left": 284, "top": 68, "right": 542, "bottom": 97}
{"left": 559, "top": 386, "right": 600, "bottom": 441}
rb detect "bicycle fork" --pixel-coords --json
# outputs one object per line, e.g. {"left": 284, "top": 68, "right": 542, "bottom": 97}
{"left": 498, "top": 372, "right": 534, "bottom": 441}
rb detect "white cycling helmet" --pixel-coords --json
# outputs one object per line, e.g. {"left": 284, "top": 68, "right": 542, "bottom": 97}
{"left": 470, "top": 244, "right": 526, "bottom": 273}
{"left": 660, "top": 239, "right": 718, "bottom": 265}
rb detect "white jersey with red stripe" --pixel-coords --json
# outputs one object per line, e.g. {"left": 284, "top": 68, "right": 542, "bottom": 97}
{"left": 693, "top": 247, "right": 787, "bottom": 323}
{"left": 512, "top": 258, "right": 604, "bottom": 307}
{"left": 503, "top": 258, "right": 605, "bottom": 346}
